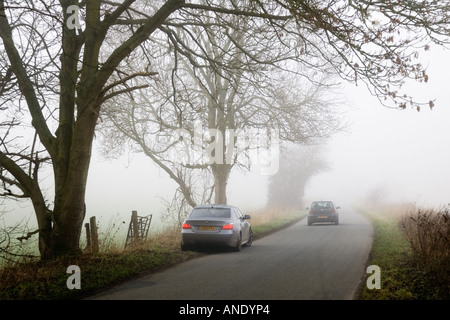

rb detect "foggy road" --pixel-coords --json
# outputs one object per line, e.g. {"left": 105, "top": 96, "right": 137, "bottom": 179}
{"left": 88, "top": 209, "right": 373, "bottom": 300}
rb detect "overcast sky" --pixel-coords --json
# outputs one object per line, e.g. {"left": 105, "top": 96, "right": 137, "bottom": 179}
{"left": 304, "top": 46, "right": 450, "bottom": 208}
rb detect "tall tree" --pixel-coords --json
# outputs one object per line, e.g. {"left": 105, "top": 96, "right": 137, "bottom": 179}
{"left": 267, "top": 144, "right": 329, "bottom": 210}
{"left": 0, "top": 0, "right": 448, "bottom": 259}
{"left": 0, "top": 0, "right": 186, "bottom": 259}
{"left": 99, "top": 14, "right": 342, "bottom": 207}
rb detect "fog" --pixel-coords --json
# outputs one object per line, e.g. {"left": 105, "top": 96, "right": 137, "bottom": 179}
{"left": 87, "top": 46, "right": 450, "bottom": 225}
{"left": 3, "top": 47, "right": 450, "bottom": 235}
{"left": 305, "top": 47, "right": 450, "bottom": 209}
{"left": 305, "top": 91, "right": 450, "bottom": 208}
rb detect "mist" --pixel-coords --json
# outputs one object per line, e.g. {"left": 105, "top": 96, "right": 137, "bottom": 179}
{"left": 3, "top": 47, "right": 450, "bottom": 239}
{"left": 305, "top": 47, "right": 450, "bottom": 209}
{"left": 84, "top": 41, "right": 450, "bottom": 232}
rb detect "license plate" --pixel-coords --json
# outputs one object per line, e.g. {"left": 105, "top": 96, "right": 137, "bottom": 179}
{"left": 317, "top": 216, "right": 328, "bottom": 219}
{"left": 199, "top": 226, "right": 215, "bottom": 231}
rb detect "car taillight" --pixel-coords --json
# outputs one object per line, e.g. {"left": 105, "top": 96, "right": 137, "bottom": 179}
{"left": 182, "top": 223, "right": 191, "bottom": 229}
{"left": 222, "top": 223, "right": 233, "bottom": 230}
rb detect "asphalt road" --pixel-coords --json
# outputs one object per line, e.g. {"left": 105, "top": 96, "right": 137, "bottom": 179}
{"left": 87, "top": 208, "right": 373, "bottom": 300}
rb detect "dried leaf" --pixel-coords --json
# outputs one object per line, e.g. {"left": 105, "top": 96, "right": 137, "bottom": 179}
{"left": 429, "top": 100, "right": 435, "bottom": 109}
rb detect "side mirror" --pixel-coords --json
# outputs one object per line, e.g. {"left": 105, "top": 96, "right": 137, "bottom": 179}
{"left": 244, "top": 215, "right": 251, "bottom": 219}
{"left": 305, "top": 207, "right": 309, "bottom": 210}
{"left": 336, "top": 206, "right": 341, "bottom": 210}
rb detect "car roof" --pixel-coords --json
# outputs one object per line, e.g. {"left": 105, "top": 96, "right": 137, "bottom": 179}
{"left": 193, "top": 204, "right": 238, "bottom": 209}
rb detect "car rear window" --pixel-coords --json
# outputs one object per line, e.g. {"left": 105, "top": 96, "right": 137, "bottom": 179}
{"left": 312, "top": 202, "right": 333, "bottom": 208}
{"left": 190, "top": 208, "right": 231, "bottom": 218}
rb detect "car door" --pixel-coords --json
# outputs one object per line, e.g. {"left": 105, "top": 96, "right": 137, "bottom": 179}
{"left": 234, "top": 207, "right": 250, "bottom": 242}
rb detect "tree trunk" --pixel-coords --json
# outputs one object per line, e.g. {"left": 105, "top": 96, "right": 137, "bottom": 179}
{"left": 212, "top": 164, "right": 231, "bottom": 204}
{"left": 38, "top": 107, "right": 98, "bottom": 259}
{"left": 50, "top": 205, "right": 86, "bottom": 258}
{"left": 31, "top": 188, "right": 53, "bottom": 259}
{"left": 33, "top": 191, "right": 87, "bottom": 260}
{"left": 37, "top": 204, "right": 86, "bottom": 260}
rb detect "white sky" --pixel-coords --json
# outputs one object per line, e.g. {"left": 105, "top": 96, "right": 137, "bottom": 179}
{"left": 304, "top": 46, "right": 450, "bottom": 208}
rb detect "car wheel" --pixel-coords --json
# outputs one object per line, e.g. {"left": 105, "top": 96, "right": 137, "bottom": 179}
{"left": 308, "top": 219, "right": 312, "bottom": 226}
{"left": 335, "top": 217, "right": 339, "bottom": 225}
{"left": 234, "top": 233, "right": 242, "bottom": 252}
{"left": 244, "top": 228, "right": 253, "bottom": 247}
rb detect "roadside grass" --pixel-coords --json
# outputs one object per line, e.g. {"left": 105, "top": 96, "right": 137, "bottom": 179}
{"left": 359, "top": 203, "right": 450, "bottom": 300}
{"left": 358, "top": 204, "right": 414, "bottom": 300}
{"left": 0, "top": 208, "right": 303, "bottom": 300}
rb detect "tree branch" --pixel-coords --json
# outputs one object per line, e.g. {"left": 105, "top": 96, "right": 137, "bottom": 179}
{"left": 0, "top": 0, "right": 56, "bottom": 156}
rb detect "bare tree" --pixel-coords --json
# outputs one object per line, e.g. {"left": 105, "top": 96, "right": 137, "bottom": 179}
{"left": 0, "top": 0, "right": 448, "bottom": 259}
{"left": 267, "top": 143, "right": 329, "bottom": 210}
{"left": 0, "top": 0, "right": 187, "bottom": 259}
{"left": 364, "top": 184, "right": 389, "bottom": 208}
{"left": 100, "top": 8, "right": 343, "bottom": 207}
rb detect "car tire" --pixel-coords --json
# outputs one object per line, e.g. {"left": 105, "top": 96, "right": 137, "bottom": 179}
{"left": 308, "top": 219, "right": 312, "bottom": 226}
{"left": 244, "top": 228, "right": 253, "bottom": 247}
{"left": 234, "top": 233, "right": 242, "bottom": 252}
{"left": 335, "top": 217, "right": 339, "bottom": 225}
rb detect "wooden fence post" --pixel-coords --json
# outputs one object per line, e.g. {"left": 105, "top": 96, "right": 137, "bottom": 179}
{"left": 85, "top": 222, "right": 91, "bottom": 250}
{"left": 90, "top": 216, "right": 99, "bottom": 253}
{"left": 131, "top": 210, "right": 139, "bottom": 246}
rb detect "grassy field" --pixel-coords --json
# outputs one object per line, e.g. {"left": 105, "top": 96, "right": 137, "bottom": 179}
{"left": 0, "top": 208, "right": 304, "bottom": 300}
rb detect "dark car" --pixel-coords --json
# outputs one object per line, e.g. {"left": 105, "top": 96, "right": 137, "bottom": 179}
{"left": 181, "top": 204, "right": 253, "bottom": 252}
{"left": 306, "top": 201, "right": 340, "bottom": 226}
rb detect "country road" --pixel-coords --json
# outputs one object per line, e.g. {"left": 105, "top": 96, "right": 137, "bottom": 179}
{"left": 87, "top": 208, "right": 373, "bottom": 300}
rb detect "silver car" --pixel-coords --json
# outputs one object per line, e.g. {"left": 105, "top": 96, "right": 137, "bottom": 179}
{"left": 181, "top": 204, "right": 253, "bottom": 252}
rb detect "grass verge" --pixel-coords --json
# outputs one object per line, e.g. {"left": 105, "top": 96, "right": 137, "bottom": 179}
{"left": 358, "top": 203, "right": 449, "bottom": 300}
